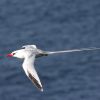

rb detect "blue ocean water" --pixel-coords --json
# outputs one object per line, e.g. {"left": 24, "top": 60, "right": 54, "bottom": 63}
{"left": 0, "top": 0, "right": 100, "bottom": 100}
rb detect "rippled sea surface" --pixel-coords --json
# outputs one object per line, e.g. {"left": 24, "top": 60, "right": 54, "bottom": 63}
{"left": 0, "top": 0, "right": 100, "bottom": 100}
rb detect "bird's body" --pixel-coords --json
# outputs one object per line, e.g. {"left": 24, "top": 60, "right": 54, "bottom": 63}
{"left": 11, "top": 45, "right": 44, "bottom": 91}
{"left": 7, "top": 45, "right": 100, "bottom": 92}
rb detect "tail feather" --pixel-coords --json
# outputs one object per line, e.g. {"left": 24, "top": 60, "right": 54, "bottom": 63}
{"left": 46, "top": 47, "right": 100, "bottom": 55}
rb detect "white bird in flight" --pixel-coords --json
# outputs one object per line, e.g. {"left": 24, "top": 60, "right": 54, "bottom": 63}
{"left": 7, "top": 45, "right": 100, "bottom": 92}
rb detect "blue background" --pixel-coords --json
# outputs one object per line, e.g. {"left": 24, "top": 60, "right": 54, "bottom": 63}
{"left": 0, "top": 0, "right": 100, "bottom": 100}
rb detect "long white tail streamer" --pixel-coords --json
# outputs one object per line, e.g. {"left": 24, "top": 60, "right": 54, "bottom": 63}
{"left": 47, "top": 47, "right": 100, "bottom": 55}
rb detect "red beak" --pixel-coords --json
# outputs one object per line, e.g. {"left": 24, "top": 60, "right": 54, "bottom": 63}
{"left": 7, "top": 54, "right": 13, "bottom": 57}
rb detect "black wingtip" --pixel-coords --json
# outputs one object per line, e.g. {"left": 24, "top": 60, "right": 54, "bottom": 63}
{"left": 28, "top": 72, "right": 43, "bottom": 92}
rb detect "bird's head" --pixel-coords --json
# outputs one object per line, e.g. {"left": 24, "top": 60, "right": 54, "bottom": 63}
{"left": 7, "top": 49, "right": 25, "bottom": 59}
{"left": 7, "top": 45, "right": 37, "bottom": 59}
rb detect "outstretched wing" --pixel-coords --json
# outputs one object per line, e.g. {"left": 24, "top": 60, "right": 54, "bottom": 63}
{"left": 22, "top": 55, "right": 43, "bottom": 92}
{"left": 22, "top": 45, "right": 37, "bottom": 50}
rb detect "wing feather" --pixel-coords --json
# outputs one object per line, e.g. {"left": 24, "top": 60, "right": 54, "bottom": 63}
{"left": 27, "top": 70, "right": 43, "bottom": 91}
{"left": 22, "top": 56, "right": 43, "bottom": 91}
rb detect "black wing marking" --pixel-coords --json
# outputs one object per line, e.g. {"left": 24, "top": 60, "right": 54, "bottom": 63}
{"left": 28, "top": 71, "right": 43, "bottom": 91}
{"left": 36, "top": 54, "right": 48, "bottom": 58}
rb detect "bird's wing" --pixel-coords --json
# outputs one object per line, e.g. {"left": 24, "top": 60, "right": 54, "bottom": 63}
{"left": 22, "top": 55, "right": 43, "bottom": 92}
{"left": 22, "top": 45, "right": 37, "bottom": 50}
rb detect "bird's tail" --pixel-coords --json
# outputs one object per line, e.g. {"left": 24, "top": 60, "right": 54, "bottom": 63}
{"left": 45, "top": 47, "right": 100, "bottom": 55}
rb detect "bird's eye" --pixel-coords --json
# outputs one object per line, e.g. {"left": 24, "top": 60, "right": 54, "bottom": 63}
{"left": 13, "top": 53, "right": 16, "bottom": 55}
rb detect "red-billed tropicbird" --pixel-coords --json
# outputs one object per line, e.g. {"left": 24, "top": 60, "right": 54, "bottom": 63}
{"left": 7, "top": 45, "right": 100, "bottom": 92}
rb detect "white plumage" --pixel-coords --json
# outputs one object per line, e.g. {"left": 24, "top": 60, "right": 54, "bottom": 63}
{"left": 7, "top": 45, "right": 100, "bottom": 92}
